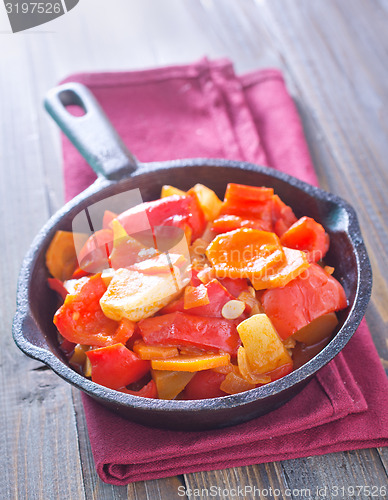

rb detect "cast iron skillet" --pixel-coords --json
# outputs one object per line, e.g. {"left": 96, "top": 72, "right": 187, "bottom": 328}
{"left": 13, "top": 83, "right": 372, "bottom": 431}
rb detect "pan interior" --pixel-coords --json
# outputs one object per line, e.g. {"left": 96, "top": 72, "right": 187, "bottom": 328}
{"left": 27, "top": 163, "right": 356, "bottom": 370}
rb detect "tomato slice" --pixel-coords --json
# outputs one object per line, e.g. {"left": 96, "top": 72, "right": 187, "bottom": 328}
{"left": 138, "top": 311, "right": 241, "bottom": 356}
{"left": 261, "top": 263, "right": 348, "bottom": 339}
{"left": 54, "top": 274, "right": 133, "bottom": 347}
{"left": 280, "top": 216, "right": 329, "bottom": 262}
{"left": 114, "top": 318, "right": 136, "bottom": 344}
{"left": 86, "top": 343, "right": 150, "bottom": 390}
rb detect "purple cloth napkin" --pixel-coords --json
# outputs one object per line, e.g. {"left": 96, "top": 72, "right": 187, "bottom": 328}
{"left": 61, "top": 58, "right": 388, "bottom": 484}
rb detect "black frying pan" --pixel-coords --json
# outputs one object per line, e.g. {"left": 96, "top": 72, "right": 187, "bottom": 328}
{"left": 12, "top": 83, "right": 372, "bottom": 430}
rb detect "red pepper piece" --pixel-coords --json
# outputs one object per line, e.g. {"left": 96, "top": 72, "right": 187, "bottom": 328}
{"left": 220, "top": 183, "right": 275, "bottom": 230}
{"left": 86, "top": 344, "right": 150, "bottom": 390}
{"left": 138, "top": 311, "right": 241, "bottom": 356}
{"left": 77, "top": 229, "right": 113, "bottom": 273}
{"left": 219, "top": 277, "right": 250, "bottom": 298}
{"left": 182, "top": 370, "right": 227, "bottom": 399}
{"left": 48, "top": 277, "right": 68, "bottom": 301}
{"left": 271, "top": 194, "right": 298, "bottom": 237}
{"left": 119, "top": 379, "right": 158, "bottom": 398}
{"left": 280, "top": 216, "right": 329, "bottom": 262}
{"left": 161, "top": 279, "right": 247, "bottom": 319}
{"left": 118, "top": 194, "right": 206, "bottom": 243}
{"left": 71, "top": 267, "right": 90, "bottom": 279}
{"left": 261, "top": 263, "right": 347, "bottom": 339}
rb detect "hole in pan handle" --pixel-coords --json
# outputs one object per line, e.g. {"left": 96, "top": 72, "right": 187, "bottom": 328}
{"left": 44, "top": 82, "right": 138, "bottom": 180}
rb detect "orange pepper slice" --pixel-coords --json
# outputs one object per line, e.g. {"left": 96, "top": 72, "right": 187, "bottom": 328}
{"left": 133, "top": 341, "right": 179, "bottom": 360}
{"left": 184, "top": 284, "right": 210, "bottom": 309}
{"left": 251, "top": 247, "right": 309, "bottom": 290}
{"left": 206, "top": 228, "right": 285, "bottom": 280}
{"left": 151, "top": 353, "right": 230, "bottom": 372}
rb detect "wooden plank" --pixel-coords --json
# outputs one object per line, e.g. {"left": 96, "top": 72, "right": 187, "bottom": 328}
{"left": 71, "top": 388, "right": 185, "bottom": 500}
{"left": 280, "top": 449, "right": 388, "bottom": 499}
{"left": 250, "top": 0, "right": 388, "bottom": 370}
{"left": 0, "top": 35, "right": 85, "bottom": 500}
{"left": 179, "top": 0, "right": 388, "bottom": 497}
{"left": 184, "top": 463, "right": 290, "bottom": 499}
{"left": 184, "top": 0, "right": 282, "bottom": 72}
{"left": 2, "top": 0, "right": 387, "bottom": 498}
{"left": 378, "top": 447, "right": 388, "bottom": 475}
{"left": 13, "top": 2, "right": 191, "bottom": 498}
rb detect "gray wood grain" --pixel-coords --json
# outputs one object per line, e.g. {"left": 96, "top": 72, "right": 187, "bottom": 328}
{"left": 0, "top": 34, "right": 85, "bottom": 500}
{"left": 1, "top": 0, "right": 387, "bottom": 499}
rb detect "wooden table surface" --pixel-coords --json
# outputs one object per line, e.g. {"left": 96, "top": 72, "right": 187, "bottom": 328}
{"left": 1, "top": 0, "right": 387, "bottom": 498}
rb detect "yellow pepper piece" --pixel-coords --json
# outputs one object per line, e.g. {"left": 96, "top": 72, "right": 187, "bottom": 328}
{"left": 237, "top": 346, "right": 272, "bottom": 385}
{"left": 69, "top": 344, "right": 93, "bottom": 377}
{"left": 292, "top": 312, "right": 338, "bottom": 345}
{"left": 161, "top": 185, "right": 186, "bottom": 198}
{"left": 212, "top": 363, "right": 237, "bottom": 375}
{"left": 46, "top": 230, "right": 88, "bottom": 281}
{"left": 151, "top": 370, "right": 194, "bottom": 400}
{"left": 237, "top": 314, "right": 292, "bottom": 374}
{"left": 151, "top": 353, "right": 230, "bottom": 372}
{"left": 220, "top": 371, "right": 256, "bottom": 394}
{"left": 111, "top": 218, "right": 128, "bottom": 243}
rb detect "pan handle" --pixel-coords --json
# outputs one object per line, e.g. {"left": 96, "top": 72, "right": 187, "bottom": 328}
{"left": 44, "top": 82, "right": 138, "bottom": 180}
